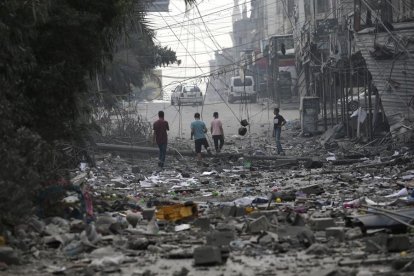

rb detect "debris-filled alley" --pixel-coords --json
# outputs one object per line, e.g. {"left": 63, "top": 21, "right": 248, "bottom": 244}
{"left": 2, "top": 0, "right": 414, "bottom": 276}
{"left": 3, "top": 120, "right": 414, "bottom": 276}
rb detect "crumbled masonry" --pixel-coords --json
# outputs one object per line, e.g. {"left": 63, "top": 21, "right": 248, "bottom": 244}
{"left": 2, "top": 119, "right": 414, "bottom": 275}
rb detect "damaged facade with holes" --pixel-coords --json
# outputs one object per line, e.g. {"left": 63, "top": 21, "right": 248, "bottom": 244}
{"left": 208, "top": 0, "right": 299, "bottom": 104}
{"left": 292, "top": 0, "right": 414, "bottom": 141}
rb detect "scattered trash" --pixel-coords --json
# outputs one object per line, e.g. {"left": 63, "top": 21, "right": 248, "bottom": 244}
{"left": 384, "top": 187, "right": 409, "bottom": 198}
{"left": 175, "top": 224, "right": 191, "bottom": 232}
{"left": 4, "top": 117, "right": 414, "bottom": 275}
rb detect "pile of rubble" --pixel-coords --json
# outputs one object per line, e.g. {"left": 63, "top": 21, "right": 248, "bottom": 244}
{"left": 1, "top": 126, "right": 414, "bottom": 275}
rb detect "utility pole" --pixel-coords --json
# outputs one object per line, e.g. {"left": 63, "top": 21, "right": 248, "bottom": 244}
{"left": 270, "top": 36, "right": 280, "bottom": 108}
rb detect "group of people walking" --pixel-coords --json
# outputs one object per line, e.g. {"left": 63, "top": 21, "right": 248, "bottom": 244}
{"left": 152, "top": 111, "right": 224, "bottom": 168}
{"left": 152, "top": 108, "right": 286, "bottom": 169}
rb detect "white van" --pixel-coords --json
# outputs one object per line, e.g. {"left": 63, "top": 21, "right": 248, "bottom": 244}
{"left": 228, "top": 76, "right": 257, "bottom": 103}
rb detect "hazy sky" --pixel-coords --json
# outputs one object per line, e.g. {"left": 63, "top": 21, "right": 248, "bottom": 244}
{"left": 147, "top": 0, "right": 247, "bottom": 93}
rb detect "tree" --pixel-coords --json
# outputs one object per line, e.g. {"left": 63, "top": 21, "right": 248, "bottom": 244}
{"left": 0, "top": 0, "right": 195, "bottom": 226}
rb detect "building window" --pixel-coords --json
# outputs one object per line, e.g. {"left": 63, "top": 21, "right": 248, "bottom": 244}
{"left": 239, "top": 37, "right": 243, "bottom": 45}
{"left": 316, "top": 0, "right": 329, "bottom": 13}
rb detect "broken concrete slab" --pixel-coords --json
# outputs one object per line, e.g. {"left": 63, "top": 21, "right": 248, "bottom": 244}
{"left": 305, "top": 243, "right": 331, "bottom": 255}
{"left": 193, "top": 246, "right": 222, "bottom": 266}
{"left": 309, "top": 217, "right": 335, "bottom": 231}
{"left": 248, "top": 216, "right": 269, "bottom": 233}
{"left": 296, "top": 227, "right": 316, "bottom": 247}
{"left": 142, "top": 208, "right": 155, "bottom": 221}
{"left": 0, "top": 247, "right": 20, "bottom": 265}
{"left": 206, "top": 231, "right": 235, "bottom": 247}
{"left": 299, "top": 184, "right": 324, "bottom": 195}
{"left": 193, "top": 218, "right": 211, "bottom": 231}
{"left": 325, "top": 227, "right": 346, "bottom": 242}
{"left": 365, "top": 233, "right": 388, "bottom": 253}
{"left": 387, "top": 234, "right": 410, "bottom": 252}
{"left": 303, "top": 160, "right": 324, "bottom": 169}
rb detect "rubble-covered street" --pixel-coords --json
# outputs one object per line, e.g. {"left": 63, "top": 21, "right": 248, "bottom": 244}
{"left": 2, "top": 0, "right": 414, "bottom": 275}
{"left": 3, "top": 120, "right": 414, "bottom": 276}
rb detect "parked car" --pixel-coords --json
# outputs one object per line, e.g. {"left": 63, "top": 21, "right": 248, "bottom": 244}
{"left": 171, "top": 84, "right": 203, "bottom": 106}
{"left": 337, "top": 90, "right": 378, "bottom": 112}
{"left": 227, "top": 76, "right": 257, "bottom": 103}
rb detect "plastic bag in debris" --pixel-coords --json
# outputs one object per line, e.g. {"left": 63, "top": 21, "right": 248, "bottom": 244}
{"left": 384, "top": 187, "right": 408, "bottom": 198}
{"left": 230, "top": 196, "right": 268, "bottom": 206}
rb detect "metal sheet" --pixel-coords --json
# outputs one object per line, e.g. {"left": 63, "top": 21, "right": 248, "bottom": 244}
{"left": 355, "top": 22, "right": 414, "bottom": 124}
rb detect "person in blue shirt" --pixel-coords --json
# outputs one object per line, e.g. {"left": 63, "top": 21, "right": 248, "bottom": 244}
{"left": 190, "top": 112, "right": 211, "bottom": 163}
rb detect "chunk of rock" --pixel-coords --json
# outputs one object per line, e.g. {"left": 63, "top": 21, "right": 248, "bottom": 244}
{"left": 305, "top": 243, "right": 331, "bottom": 255}
{"left": 206, "top": 231, "right": 235, "bottom": 247}
{"left": 248, "top": 216, "right": 269, "bottom": 233}
{"left": 325, "top": 227, "right": 346, "bottom": 242}
{"left": 309, "top": 217, "right": 335, "bottom": 231}
{"left": 193, "top": 246, "right": 222, "bottom": 266}
{"left": 296, "top": 227, "right": 316, "bottom": 247}
{"left": 387, "top": 234, "right": 410, "bottom": 252}
{"left": 0, "top": 247, "right": 19, "bottom": 265}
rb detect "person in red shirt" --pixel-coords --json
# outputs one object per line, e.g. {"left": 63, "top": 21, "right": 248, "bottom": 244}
{"left": 153, "top": 111, "right": 169, "bottom": 168}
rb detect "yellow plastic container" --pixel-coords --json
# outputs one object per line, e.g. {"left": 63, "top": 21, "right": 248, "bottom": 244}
{"left": 156, "top": 203, "right": 198, "bottom": 222}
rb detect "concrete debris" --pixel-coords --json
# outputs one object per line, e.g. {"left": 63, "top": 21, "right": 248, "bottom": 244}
{"left": 3, "top": 117, "right": 414, "bottom": 275}
{"left": 206, "top": 231, "right": 235, "bottom": 247}
{"left": 0, "top": 247, "right": 20, "bottom": 265}
{"left": 309, "top": 217, "right": 335, "bottom": 231}
{"left": 193, "top": 246, "right": 222, "bottom": 266}
{"left": 325, "top": 227, "right": 346, "bottom": 242}
{"left": 305, "top": 243, "right": 331, "bottom": 255}
{"left": 387, "top": 234, "right": 410, "bottom": 252}
{"left": 248, "top": 215, "right": 270, "bottom": 233}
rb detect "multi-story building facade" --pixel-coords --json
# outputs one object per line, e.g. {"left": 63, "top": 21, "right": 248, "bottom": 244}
{"left": 292, "top": 0, "right": 414, "bottom": 140}
{"left": 209, "top": 1, "right": 413, "bottom": 140}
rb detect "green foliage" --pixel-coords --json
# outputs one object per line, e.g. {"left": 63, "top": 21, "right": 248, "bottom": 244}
{"left": 98, "top": 16, "right": 180, "bottom": 102}
{"left": 0, "top": 0, "right": 192, "bottom": 226}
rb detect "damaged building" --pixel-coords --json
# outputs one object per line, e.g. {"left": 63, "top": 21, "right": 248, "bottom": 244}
{"left": 209, "top": 0, "right": 414, "bottom": 142}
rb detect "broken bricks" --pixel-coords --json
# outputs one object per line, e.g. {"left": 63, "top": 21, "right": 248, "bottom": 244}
{"left": 5, "top": 121, "right": 414, "bottom": 275}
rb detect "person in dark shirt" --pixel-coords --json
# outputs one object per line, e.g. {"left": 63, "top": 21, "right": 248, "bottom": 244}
{"left": 272, "top": 108, "right": 286, "bottom": 155}
{"left": 153, "top": 111, "right": 169, "bottom": 168}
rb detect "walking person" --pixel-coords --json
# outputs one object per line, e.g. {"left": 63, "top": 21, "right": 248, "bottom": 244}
{"left": 190, "top": 112, "right": 211, "bottom": 163}
{"left": 272, "top": 108, "right": 286, "bottom": 155}
{"left": 210, "top": 112, "right": 224, "bottom": 153}
{"left": 153, "top": 111, "right": 169, "bottom": 168}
